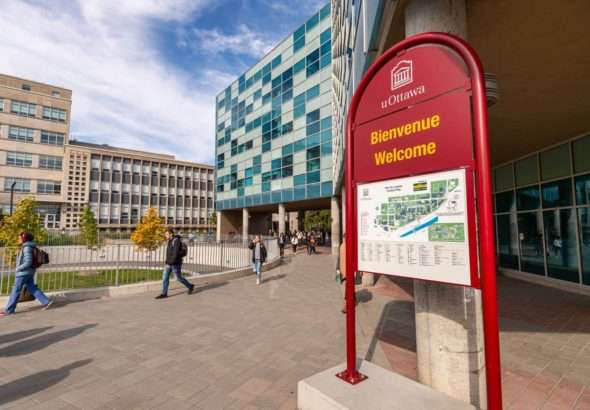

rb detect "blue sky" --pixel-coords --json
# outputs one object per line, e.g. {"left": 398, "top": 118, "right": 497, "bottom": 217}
{"left": 0, "top": 0, "right": 326, "bottom": 164}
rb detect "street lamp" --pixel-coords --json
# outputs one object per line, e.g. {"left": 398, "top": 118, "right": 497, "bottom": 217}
{"left": 9, "top": 181, "right": 17, "bottom": 215}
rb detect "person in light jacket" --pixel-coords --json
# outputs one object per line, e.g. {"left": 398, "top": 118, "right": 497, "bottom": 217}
{"left": 249, "top": 235, "right": 267, "bottom": 285}
{"left": 1, "top": 232, "right": 53, "bottom": 317}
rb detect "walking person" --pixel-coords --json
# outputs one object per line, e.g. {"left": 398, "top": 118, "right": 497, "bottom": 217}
{"left": 278, "top": 233, "right": 286, "bottom": 257}
{"left": 155, "top": 228, "right": 194, "bottom": 299}
{"left": 291, "top": 233, "right": 299, "bottom": 254}
{"left": 249, "top": 235, "right": 267, "bottom": 285}
{"left": 1, "top": 232, "right": 53, "bottom": 317}
{"left": 309, "top": 235, "right": 317, "bottom": 254}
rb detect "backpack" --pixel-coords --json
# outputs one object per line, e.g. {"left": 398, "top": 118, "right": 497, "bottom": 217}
{"left": 31, "top": 246, "right": 49, "bottom": 268}
{"left": 179, "top": 241, "right": 188, "bottom": 258}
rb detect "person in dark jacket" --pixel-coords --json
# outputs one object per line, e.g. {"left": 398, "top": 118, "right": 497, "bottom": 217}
{"left": 1, "top": 232, "right": 53, "bottom": 317}
{"left": 248, "top": 235, "right": 267, "bottom": 285}
{"left": 155, "top": 228, "right": 194, "bottom": 299}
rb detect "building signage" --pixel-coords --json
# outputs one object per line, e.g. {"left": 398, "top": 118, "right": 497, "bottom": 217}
{"left": 340, "top": 33, "right": 502, "bottom": 410}
{"left": 357, "top": 169, "right": 472, "bottom": 285}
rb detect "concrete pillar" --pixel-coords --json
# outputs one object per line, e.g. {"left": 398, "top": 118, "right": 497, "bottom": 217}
{"left": 330, "top": 196, "right": 340, "bottom": 255}
{"left": 216, "top": 211, "right": 222, "bottom": 242}
{"left": 278, "top": 203, "right": 286, "bottom": 235}
{"left": 297, "top": 210, "right": 305, "bottom": 231}
{"left": 405, "top": 0, "right": 467, "bottom": 39}
{"left": 405, "top": 2, "right": 486, "bottom": 408}
{"left": 242, "top": 208, "right": 249, "bottom": 239}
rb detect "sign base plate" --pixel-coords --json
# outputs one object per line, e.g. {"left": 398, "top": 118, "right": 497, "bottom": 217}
{"left": 336, "top": 369, "right": 369, "bottom": 385}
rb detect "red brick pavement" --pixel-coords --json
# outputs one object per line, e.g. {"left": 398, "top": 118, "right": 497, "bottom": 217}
{"left": 364, "top": 275, "right": 590, "bottom": 409}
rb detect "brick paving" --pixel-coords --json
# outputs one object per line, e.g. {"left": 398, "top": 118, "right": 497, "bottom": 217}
{"left": 0, "top": 251, "right": 346, "bottom": 409}
{"left": 364, "top": 275, "right": 590, "bottom": 409}
{"left": 3, "top": 248, "right": 590, "bottom": 409}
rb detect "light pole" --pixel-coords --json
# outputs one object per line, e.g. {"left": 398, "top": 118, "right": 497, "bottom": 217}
{"left": 9, "top": 181, "right": 17, "bottom": 215}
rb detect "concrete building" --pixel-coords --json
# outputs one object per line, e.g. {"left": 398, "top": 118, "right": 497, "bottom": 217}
{"left": 0, "top": 73, "right": 215, "bottom": 233}
{"left": 214, "top": 4, "right": 334, "bottom": 240}
{"left": 66, "top": 141, "right": 215, "bottom": 233}
{"left": 330, "top": 0, "right": 590, "bottom": 407}
{"left": 0, "top": 74, "right": 71, "bottom": 228}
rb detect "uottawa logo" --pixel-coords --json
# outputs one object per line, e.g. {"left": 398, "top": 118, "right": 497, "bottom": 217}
{"left": 380, "top": 59, "right": 425, "bottom": 110}
{"left": 391, "top": 60, "right": 413, "bottom": 90}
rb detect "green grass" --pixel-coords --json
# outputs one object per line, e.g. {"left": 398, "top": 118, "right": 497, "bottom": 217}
{"left": 1, "top": 268, "right": 166, "bottom": 295}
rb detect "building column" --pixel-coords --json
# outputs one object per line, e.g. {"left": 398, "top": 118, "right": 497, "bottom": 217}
{"left": 242, "top": 208, "right": 249, "bottom": 239}
{"left": 216, "top": 211, "right": 222, "bottom": 242}
{"left": 405, "top": 2, "right": 486, "bottom": 408}
{"left": 297, "top": 210, "right": 305, "bottom": 231}
{"left": 330, "top": 196, "right": 340, "bottom": 255}
{"left": 278, "top": 203, "right": 286, "bottom": 235}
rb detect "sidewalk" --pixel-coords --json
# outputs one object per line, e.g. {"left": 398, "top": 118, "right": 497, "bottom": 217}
{"left": 0, "top": 252, "right": 347, "bottom": 409}
{"left": 358, "top": 274, "right": 590, "bottom": 409}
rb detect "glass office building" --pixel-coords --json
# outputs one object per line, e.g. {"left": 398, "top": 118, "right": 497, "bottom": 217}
{"left": 493, "top": 134, "right": 590, "bottom": 288}
{"left": 215, "top": 4, "right": 332, "bottom": 213}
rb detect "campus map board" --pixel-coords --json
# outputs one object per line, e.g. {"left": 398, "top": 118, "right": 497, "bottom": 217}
{"left": 356, "top": 169, "right": 471, "bottom": 285}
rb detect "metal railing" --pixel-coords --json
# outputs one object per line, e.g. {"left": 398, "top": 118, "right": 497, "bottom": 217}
{"left": 0, "top": 238, "right": 279, "bottom": 296}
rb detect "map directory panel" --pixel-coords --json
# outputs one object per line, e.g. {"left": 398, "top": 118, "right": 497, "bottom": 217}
{"left": 356, "top": 169, "right": 471, "bottom": 285}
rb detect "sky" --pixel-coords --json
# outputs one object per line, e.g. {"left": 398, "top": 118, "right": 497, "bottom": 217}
{"left": 0, "top": 0, "right": 326, "bottom": 164}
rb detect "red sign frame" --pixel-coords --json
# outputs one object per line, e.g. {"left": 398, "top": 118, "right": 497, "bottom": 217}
{"left": 338, "top": 33, "right": 502, "bottom": 410}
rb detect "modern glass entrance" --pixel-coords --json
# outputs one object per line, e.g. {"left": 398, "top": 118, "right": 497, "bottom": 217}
{"left": 493, "top": 133, "right": 590, "bottom": 287}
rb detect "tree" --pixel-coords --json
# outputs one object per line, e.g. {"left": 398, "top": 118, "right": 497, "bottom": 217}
{"left": 131, "top": 208, "right": 165, "bottom": 251}
{"left": 80, "top": 206, "right": 99, "bottom": 248}
{"left": 304, "top": 210, "right": 331, "bottom": 231}
{"left": 0, "top": 197, "right": 47, "bottom": 264}
{"left": 209, "top": 212, "right": 217, "bottom": 226}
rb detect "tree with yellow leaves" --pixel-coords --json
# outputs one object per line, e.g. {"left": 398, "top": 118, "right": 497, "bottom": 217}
{"left": 131, "top": 208, "right": 165, "bottom": 251}
{"left": 0, "top": 197, "right": 47, "bottom": 264}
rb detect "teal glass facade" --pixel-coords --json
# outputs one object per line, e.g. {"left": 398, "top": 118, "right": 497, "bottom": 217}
{"left": 215, "top": 4, "right": 332, "bottom": 211}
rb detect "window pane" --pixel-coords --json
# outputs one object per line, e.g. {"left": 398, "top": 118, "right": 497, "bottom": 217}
{"left": 573, "top": 135, "right": 590, "bottom": 173}
{"left": 517, "top": 186, "right": 540, "bottom": 210}
{"left": 495, "top": 190, "right": 515, "bottom": 213}
{"left": 517, "top": 211, "right": 545, "bottom": 275}
{"left": 577, "top": 207, "right": 590, "bottom": 285}
{"left": 540, "top": 143, "right": 570, "bottom": 181}
{"left": 496, "top": 214, "right": 519, "bottom": 270}
{"left": 541, "top": 178, "right": 572, "bottom": 208}
{"left": 575, "top": 174, "right": 590, "bottom": 205}
{"left": 515, "top": 155, "right": 538, "bottom": 186}
{"left": 495, "top": 165, "right": 513, "bottom": 192}
{"left": 543, "top": 209, "right": 579, "bottom": 283}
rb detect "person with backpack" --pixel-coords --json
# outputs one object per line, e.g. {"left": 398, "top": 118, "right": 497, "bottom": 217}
{"left": 155, "top": 228, "right": 194, "bottom": 299}
{"left": 248, "top": 235, "right": 267, "bottom": 285}
{"left": 1, "top": 232, "right": 53, "bottom": 316}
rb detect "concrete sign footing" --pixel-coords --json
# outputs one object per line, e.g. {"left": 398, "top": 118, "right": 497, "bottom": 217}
{"left": 297, "top": 360, "right": 475, "bottom": 410}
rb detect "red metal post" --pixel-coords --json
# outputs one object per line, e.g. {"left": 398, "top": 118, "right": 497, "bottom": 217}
{"left": 338, "top": 32, "right": 502, "bottom": 409}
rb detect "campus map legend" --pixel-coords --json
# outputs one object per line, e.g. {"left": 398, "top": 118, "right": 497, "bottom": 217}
{"left": 357, "top": 169, "right": 471, "bottom": 285}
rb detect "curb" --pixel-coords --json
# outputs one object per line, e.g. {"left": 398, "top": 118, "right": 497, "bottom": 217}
{"left": 0, "top": 256, "right": 282, "bottom": 307}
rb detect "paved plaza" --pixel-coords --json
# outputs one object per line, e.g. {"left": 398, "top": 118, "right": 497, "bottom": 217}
{"left": 1, "top": 249, "right": 590, "bottom": 409}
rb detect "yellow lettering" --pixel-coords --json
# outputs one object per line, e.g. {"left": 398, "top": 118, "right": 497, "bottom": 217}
{"left": 371, "top": 131, "right": 378, "bottom": 145}
{"left": 374, "top": 151, "right": 386, "bottom": 165}
{"left": 386, "top": 151, "right": 393, "bottom": 163}
{"left": 427, "top": 142, "right": 437, "bottom": 154}
{"left": 431, "top": 115, "right": 440, "bottom": 128}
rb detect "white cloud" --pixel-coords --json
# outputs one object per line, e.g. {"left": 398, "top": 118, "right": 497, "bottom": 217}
{"left": 0, "top": 0, "right": 219, "bottom": 164}
{"left": 186, "top": 24, "right": 278, "bottom": 58}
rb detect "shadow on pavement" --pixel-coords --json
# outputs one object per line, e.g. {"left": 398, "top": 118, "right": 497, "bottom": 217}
{"left": 0, "top": 324, "right": 97, "bottom": 358}
{"left": 0, "top": 359, "right": 93, "bottom": 406}
{"left": 263, "top": 274, "right": 287, "bottom": 284}
{"left": 193, "top": 281, "right": 228, "bottom": 294}
{"left": 0, "top": 327, "right": 53, "bottom": 345}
